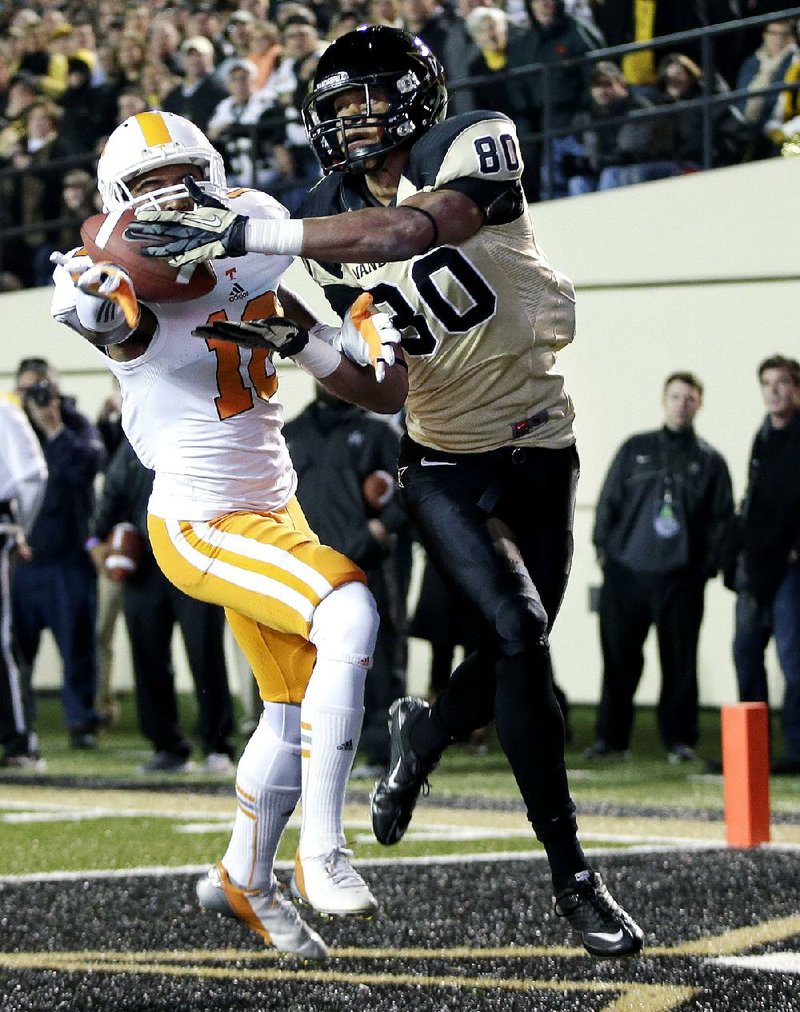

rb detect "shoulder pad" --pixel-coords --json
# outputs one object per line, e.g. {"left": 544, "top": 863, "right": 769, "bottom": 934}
{"left": 407, "top": 112, "right": 522, "bottom": 189}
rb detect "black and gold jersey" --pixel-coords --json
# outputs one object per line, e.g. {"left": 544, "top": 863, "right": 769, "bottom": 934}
{"left": 300, "top": 111, "right": 576, "bottom": 454}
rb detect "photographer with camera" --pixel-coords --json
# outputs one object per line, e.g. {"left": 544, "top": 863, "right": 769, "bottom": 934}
{"left": 13, "top": 357, "right": 107, "bottom": 750}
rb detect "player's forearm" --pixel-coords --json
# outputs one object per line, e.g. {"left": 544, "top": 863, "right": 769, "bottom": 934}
{"left": 320, "top": 355, "right": 408, "bottom": 415}
{"left": 246, "top": 206, "right": 431, "bottom": 263}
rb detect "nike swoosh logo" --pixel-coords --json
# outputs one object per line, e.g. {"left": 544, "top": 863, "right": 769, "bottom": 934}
{"left": 190, "top": 212, "right": 223, "bottom": 228}
{"left": 420, "top": 458, "right": 457, "bottom": 467}
{"left": 586, "top": 929, "right": 625, "bottom": 943}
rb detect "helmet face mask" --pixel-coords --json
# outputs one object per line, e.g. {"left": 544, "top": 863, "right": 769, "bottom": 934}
{"left": 302, "top": 26, "right": 448, "bottom": 174}
{"left": 97, "top": 111, "right": 228, "bottom": 212}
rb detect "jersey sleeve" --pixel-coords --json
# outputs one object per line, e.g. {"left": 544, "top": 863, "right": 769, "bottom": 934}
{"left": 407, "top": 113, "right": 526, "bottom": 223}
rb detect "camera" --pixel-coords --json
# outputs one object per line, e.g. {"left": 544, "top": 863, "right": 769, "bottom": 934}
{"left": 24, "top": 379, "right": 55, "bottom": 408}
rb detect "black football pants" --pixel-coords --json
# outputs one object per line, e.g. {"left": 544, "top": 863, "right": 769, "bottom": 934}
{"left": 399, "top": 436, "right": 579, "bottom": 840}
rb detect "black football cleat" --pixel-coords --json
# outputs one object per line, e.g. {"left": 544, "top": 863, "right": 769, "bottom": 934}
{"left": 554, "top": 870, "right": 644, "bottom": 957}
{"left": 370, "top": 696, "right": 438, "bottom": 845}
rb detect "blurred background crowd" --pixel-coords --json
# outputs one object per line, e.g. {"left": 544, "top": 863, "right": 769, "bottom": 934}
{"left": 2, "top": 0, "right": 800, "bottom": 290}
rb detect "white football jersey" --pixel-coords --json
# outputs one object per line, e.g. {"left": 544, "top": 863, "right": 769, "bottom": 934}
{"left": 51, "top": 189, "right": 298, "bottom": 521}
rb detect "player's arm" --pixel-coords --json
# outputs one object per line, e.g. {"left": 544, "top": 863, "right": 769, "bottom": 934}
{"left": 50, "top": 250, "right": 156, "bottom": 362}
{"left": 259, "top": 188, "right": 486, "bottom": 261}
{"left": 192, "top": 293, "right": 408, "bottom": 415}
{"left": 130, "top": 187, "right": 486, "bottom": 265}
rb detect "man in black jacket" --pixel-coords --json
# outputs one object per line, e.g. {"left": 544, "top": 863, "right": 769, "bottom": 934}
{"left": 90, "top": 437, "right": 235, "bottom": 774}
{"left": 588, "top": 371, "right": 734, "bottom": 763}
{"left": 283, "top": 387, "right": 408, "bottom": 773}
{"left": 731, "top": 355, "right": 800, "bottom": 775}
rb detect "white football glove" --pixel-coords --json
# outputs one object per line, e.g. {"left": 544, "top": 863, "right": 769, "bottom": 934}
{"left": 50, "top": 248, "right": 94, "bottom": 283}
{"left": 51, "top": 251, "right": 140, "bottom": 333}
{"left": 336, "top": 293, "right": 401, "bottom": 383}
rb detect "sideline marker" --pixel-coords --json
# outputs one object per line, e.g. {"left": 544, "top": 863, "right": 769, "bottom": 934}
{"left": 722, "top": 702, "right": 770, "bottom": 847}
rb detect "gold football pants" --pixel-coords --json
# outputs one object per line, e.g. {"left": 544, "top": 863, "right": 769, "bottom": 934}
{"left": 148, "top": 498, "right": 365, "bottom": 704}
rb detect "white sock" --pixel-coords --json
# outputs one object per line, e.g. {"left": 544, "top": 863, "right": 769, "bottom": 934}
{"left": 222, "top": 702, "right": 301, "bottom": 891}
{"left": 299, "top": 583, "right": 377, "bottom": 860}
{"left": 299, "top": 695, "right": 364, "bottom": 859}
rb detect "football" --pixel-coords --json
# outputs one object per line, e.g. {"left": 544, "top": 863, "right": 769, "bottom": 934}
{"left": 105, "top": 522, "right": 145, "bottom": 582}
{"left": 362, "top": 469, "right": 396, "bottom": 512}
{"left": 80, "top": 209, "right": 216, "bottom": 303}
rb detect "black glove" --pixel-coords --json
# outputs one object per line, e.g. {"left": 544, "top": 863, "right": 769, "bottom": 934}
{"left": 192, "top": 317, "right": 309, "bottom": 357}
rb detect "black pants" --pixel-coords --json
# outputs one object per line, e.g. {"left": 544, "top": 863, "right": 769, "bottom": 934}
{"left": 124, "top": 553, "right": 234, "bottom": 758}
{"left": 0, "top": 530, "right": 32, "bottom": 757}
{"left": 399, "top": 436, "right": 578, "bottom": 839}
{"left": 596, "top": 559, "right": 706, "bottom": 751}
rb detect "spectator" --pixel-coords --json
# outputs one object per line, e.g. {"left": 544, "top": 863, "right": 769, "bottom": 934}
{"left": 147, "top": 16, "right": 184, "bottom": 79}
{"left": 399, "top": 0, "right": 476, "bottom": 113}
{"left": 764, "top": 43, "right": 800, "bottom": 154}
{"left": 217, "top": 9, "right": 258, "bottom": 80}
{"left": 506, "top": 0, "right": 604, "bottom": 199}
{"left": 734, "top": 17, "right": 797, "bottom": 158}
{"left": 10, "top": 16, "right": 69, "bottom": 100}
{"left": 612, "top": 52, "right": 739, "bottom": 185}
{"left": 561, "top": 60, "right": 655, "bottom": 195}
{"left": 247, "top": 20, "right": 283, "bottom": 90}
{"left": 208, "top": 59, "right": 277, "bottom": 188}
{"left": 162, "top": 35, "right": 229, "bottom": 135}
{"left": 699, "top": 0, "right": 795, "bottom": 89}
{"left": 0, "top": 72, "right": 40, "bottom": 162}
{"left": 729, "top": 355, "right": 800, "bottom": 776}
{"left": 0, "top": 99, "right": 71, "bottom": 287}
{"left": 35, "top": 168, "right": 99, "bottom": 288}
{"left": 368, "top": 0, "right": 403, "bottom": 26}
{"left": 90, "top": 437, "right": 236, "bottom": 774}
{"left": 284, "top": 385, "right": 408, "bottom": 776}
{"left": 259, "top": 12, "right": 326, "bottom": 210}
{"left": 588, "top": 372, "right": 734, "bottom": 763}
{"left": 58, "top": 56, "right": 106, "bottom": 156}
{"left": 0, "top": 398, "right": 48, "bottom": 770}
{"left": 139, "top": 61, "right": 181, "bottom": 111}
{"left": 463, "top": 6, "right": 517, "bottom": 118}
{"left": 13, "top": 358, "right": 107, "bottom": 750}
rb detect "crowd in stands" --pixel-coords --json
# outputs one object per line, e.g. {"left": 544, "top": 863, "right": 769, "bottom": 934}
{"left": 1, "top": 0, "right": 799, "bottom": 290}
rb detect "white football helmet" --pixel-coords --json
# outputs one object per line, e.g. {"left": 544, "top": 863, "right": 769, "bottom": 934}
{"left": 97, "top": 111, "right": 228, "bottom": 212}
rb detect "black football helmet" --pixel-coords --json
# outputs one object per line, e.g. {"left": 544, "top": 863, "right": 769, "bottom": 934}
{"left": 302, "top": 25, "right": 448, "bottom": 174}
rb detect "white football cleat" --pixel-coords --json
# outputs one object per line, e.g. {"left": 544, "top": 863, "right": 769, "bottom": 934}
{"left": 291, "top": 848, "right": 378, "bottom": 917}
{"left": 196, "top": 862, "right": 328, "bottom": 959}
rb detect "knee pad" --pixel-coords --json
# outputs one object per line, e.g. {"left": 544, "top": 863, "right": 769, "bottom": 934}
{"left": 493, "top": 595, "right": 549, "bottom": 659}
{"left": 309, "top": 581, "right": 379, "bottom": 667}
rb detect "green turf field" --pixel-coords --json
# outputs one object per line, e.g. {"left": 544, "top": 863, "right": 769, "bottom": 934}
{"left": 2, "top": 694, "right": 798, "bottom": 876}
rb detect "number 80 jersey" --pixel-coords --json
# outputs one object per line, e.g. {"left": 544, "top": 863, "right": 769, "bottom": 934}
{"left": 300, "top": 111, "right": 577, "bottom": 454}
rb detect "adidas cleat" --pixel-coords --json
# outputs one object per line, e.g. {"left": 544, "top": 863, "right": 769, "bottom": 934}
{"left": 554, "top": 869, "right": 644, "bottom": 958}
{"left": 370, "top": 695, "right": 438, "bottom": 845}
{"left": 291, "top": 848, "right": 378, "bottom": 917}
{"left": 196, "top": 862, "right": 328, "bottom": 959}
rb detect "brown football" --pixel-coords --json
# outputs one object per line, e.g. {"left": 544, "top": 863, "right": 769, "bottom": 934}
{"left": 80, "top": 208, "right": 216, "bottom": 303}
{"left": 362, "top": 470, "right": 396, "bottom": 511}
{"left": 105, "top": 522, "right": 145, "bottom": 582}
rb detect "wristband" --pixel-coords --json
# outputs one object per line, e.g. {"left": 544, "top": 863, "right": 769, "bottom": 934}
{"left": 245, "top": 217, "right": 305, "bottom": 257}
{"left": 292, "top": 334, "right": 341, "bottom": 378}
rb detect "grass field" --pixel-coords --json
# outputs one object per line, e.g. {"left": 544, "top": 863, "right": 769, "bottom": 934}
{"left": 2, "top": 695, "right": 799, "bottom": 1010}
